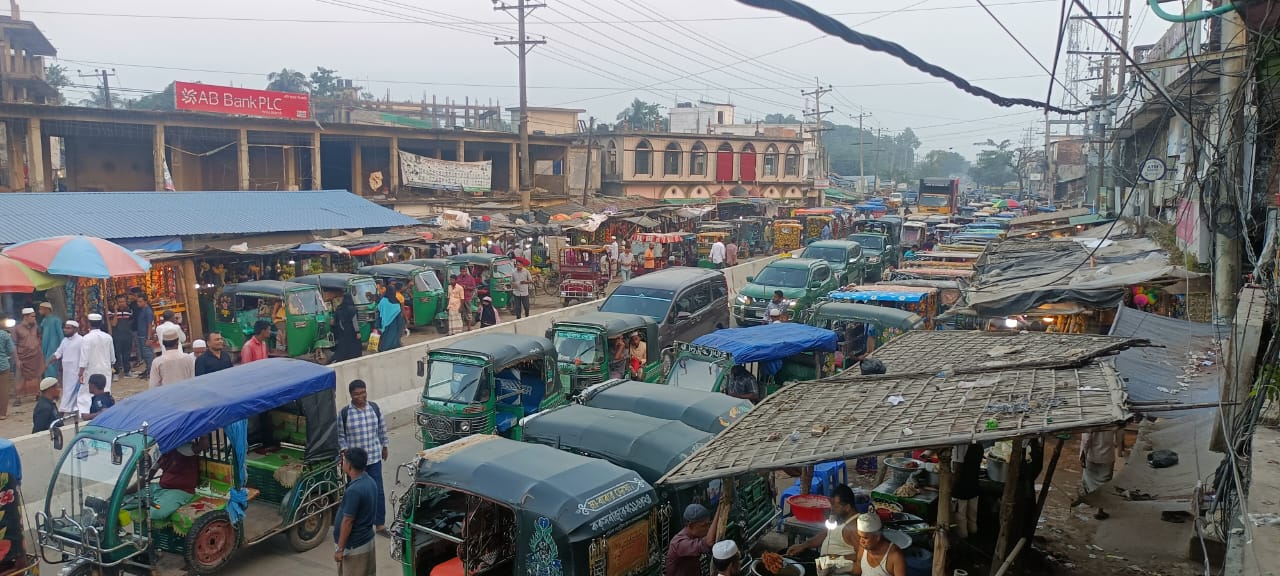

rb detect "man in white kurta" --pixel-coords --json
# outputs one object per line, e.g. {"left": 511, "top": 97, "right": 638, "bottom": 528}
{"left": 79, "top": 313, "right": 115, "bottom": 393}
{"left": 51, "top": 320, "right": 87, "bottom": 414}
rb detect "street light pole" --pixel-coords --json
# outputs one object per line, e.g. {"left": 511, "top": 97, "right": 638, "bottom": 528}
{"left": 495, "top": 0, "right": 546, "bottom": 213}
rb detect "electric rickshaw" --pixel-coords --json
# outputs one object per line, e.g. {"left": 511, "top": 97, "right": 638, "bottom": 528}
{"left": 37, "top": 359, "right": 343, "bottom": 575}
{"left": 557, "top": 245, "right": 610, "bottom": 305}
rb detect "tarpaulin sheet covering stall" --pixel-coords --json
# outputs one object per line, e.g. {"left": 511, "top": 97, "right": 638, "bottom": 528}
{"left": 957, "top": 238, "right": 1199, "bottom": 317}
{"left": 92, "top": 358, "right": 338, "bottom": 457}
{"left": 1108, "top": 305, "right": 1222, "bottom": 416}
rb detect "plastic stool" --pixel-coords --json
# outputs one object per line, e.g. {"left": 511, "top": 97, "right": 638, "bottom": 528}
{"left": 813, "top": 461, "right": 848, "bottom": 492}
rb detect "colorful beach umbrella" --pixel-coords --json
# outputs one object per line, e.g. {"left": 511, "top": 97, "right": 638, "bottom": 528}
{"left": 0, "top": 254, "right": 63, "bottom": 293}
{"left": 3, "top": 235, "right": 151, "bottom": 278}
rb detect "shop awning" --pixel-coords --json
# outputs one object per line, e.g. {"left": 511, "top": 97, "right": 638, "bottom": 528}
{"left": 114, "top": 236, "right": 182, "bottom": 252}
{"left": 868, "top": 330, "right": 1147, "bottom": 376}
{"left": 346, "top": 243, "right": 386, "bottom": 257}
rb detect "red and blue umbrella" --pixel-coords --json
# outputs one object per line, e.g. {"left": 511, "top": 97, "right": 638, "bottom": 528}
{"left": 2, "top": 235, "right": 151, "bottom": 278}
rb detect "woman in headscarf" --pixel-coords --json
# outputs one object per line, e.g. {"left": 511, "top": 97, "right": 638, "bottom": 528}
{"left": 330, "top": 293, "right": 363, "bottom": 362}
{"left": 376, "top": 287, "right": 404, "bottom": 352}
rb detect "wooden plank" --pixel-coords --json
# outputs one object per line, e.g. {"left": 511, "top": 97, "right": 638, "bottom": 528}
{"left": 990, "top": 437, "right": 1023, "bottom": 576}
{"left": 932, "top": 448, "right": 953, "bottom": 576}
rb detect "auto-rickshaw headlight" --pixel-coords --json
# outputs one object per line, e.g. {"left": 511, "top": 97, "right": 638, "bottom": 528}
{"left": 459, "top": 421, "right": 472, "bottom": 433}
{"left": 416, "top": 413, "right": 430, "bottom": 427}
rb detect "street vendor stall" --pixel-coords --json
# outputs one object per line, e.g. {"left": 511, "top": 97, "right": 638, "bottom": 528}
{"left": 657, "top": 331, "right": 1146, "bottom": 576}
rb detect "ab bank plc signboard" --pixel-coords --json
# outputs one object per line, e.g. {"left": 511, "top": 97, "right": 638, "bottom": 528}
{"left": 174, "top": 81, "right": 310, "bottom": 120}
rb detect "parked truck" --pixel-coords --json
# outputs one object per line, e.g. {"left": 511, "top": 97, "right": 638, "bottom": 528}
{"left": 918, "top": 177, "right": 959, "bottom": 216}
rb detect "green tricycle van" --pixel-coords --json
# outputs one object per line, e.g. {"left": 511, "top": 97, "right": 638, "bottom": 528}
{"left": 36, "top": 359, "right": 343, "bottom": 575}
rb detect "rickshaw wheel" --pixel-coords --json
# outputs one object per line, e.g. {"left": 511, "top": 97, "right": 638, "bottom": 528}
{"left": 185, "top": 510, "right": 239, "bottom": 575}
{"left": 287, "top": 499, "right": 332, "bottom": 552}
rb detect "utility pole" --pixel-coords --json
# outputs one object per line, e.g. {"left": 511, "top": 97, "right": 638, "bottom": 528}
{"left": 849, "top": 111, "right": 872, "bottom": 195}
{"left": 583, "top": 116, "right": 595, "bottom": 205}
{"left": 802, "top": 78, "right": 832, "bottom": 205}
{"left": 78, "top": 68, "right": 116, "bottom": 109}
{"left": 494, "top": 0, "right": 546, "bottom": 213}
{"left": 1116, "top": 0, "right": 1132, "bottom": 91}
{"left": 1214, "top": 9, "right": 1247, "bottom": 322}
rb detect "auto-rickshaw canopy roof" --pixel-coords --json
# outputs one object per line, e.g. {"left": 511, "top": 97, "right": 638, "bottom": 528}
{"left": 92, "top": 358, "right": 337, "bottom": 454}
{"left": 691, "top": 323, "right": 837, "bottom": 365}
{"left": 579, "top": 380, "right": 752, "bottom": 434}
{"left": 0, "top": 438, "right": 19, "bottom": 481}
{"left": 358, "top": 263, "right": 428, "bottom": 278}
{"left": 830, "top": 289, "right": 929, "bottom": 303}
{"left": 293, "top": 273, "right": 373, "bottom": 291}
{"left": 522, "top": 405, "right": 712, "bottom": 484}
{"left": 221, "top": 279, "right": 314, "bottom": 297}
{"left": 448, "top": 253, "right": 509, "bottom": 264}
{"left": 416, "top": 435, "right": 656, "bottom": 541}
{"left": 436, "top": 333, "right": 553, "bottom": 368}
{"left": 810, "top": 301, "right": 925, "bottom": 330}
{"left": 554, "top": 312, "right": 656, "bottom": 338}
{"left": 402, "top": 258, "right": 455, "bottom": 269}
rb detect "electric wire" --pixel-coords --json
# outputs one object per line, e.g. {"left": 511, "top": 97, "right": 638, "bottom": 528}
{"left": 731, "top": 0, "right": 1105, "bottom": 114}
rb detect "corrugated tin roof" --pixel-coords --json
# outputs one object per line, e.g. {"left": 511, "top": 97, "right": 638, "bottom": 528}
{"left": 0, "top": 190, "right": 420, "bottom": 243}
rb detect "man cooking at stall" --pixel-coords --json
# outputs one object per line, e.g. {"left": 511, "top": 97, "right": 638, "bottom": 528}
{"left": 786, "top": 485, "right": 860, "bottom": 571}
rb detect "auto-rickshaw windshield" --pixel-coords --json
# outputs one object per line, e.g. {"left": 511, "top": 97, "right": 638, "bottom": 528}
{"left": 494, "top": 261, "right": 516, "bottom": 277}
{"left": 49, "top": 437, "right": 135, "bottom": 527}
{"left": 666, "top": 357, "right": 723, "bottom": 392}
{"left": 352, "top": 279, "right": 379, "bottom": 305}
{"left": 413, "top": 271, "right": 443, "bottom": 292}
{"left": 426, "top": 360, "right": 488, "bottom": 403}
{"left": 288, "top": 290, "right": 326, "bottom": 314}
{"left": 554, "top": 329, "right": 600, "bottom": 364}
{"left": 849, "top": 234, "right": 886, "bottom": 251}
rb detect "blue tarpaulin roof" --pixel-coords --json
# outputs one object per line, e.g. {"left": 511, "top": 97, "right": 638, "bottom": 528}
{"left": 91, "top": 358, "right": 336, "bottom": 454}
{"left": 692, "top": 323, "right": 837, "bottom": 364}
{"left": 830, "top": 290, "right": 927, "bottom": 303}
{"left": 0, "top": 190, "right": 420, "bottom": 244}
{"left": 0, "top": 438, "right": 20, "bottom": 481}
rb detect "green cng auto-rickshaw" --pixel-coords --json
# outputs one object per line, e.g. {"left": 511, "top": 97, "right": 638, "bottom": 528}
{"left": 800, "top": 300, "right": 924, "bottom": 370}
{"left": 448, "top": 253, "right": 517, "bottom": 309}
{"left": 36, "top": 359, "right": 343, "bottom": 575}
{"left": 358, "top": 263, "right": 448, "bottom": 333}
{"left": 390, "top": 435, "right": 661, "bottom": 576}
{"left": 547, "top": 312, "right": 662, "bottom": 395}
{"left": 415, "top": 334, "right": 566, "bottom": 448}
{"left": 212, "top": 281, "right": 334, "bottom": 361}
{"left": 402, "top": 258, "right": 464, "bottom": 290}
{"left": 523, "top": 404, "right": 778, "bottom": 547}
{"left": 292, "top": 273, "right": 378, "bottom": 342}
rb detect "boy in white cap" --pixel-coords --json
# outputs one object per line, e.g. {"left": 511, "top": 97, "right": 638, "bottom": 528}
{"left": 32, "top": 377, "right": 60, "bottom": 433}
{"left": 80, "top": 313, "right": 114, "bottom": 389}
{"left": 190, "top": 339, "right": 207, "bottom": 359}
{"left": 50, "top": 320, "right": 84, "bottom": 414}
{"left": 711, "top": 541, "right": 741, "bottom": 576}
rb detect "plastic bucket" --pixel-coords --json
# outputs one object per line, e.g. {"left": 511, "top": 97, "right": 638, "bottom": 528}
{"left": 787, "top": 494, "right": 831, "bottom": 522}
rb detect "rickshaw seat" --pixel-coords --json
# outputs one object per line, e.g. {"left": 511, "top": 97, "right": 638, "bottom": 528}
{"left": 495, "top": 369, "right": 545, "bottom": 415}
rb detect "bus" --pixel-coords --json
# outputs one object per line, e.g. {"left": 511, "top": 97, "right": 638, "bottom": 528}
{"left": 918, "top": 177, "right": 959, "bottom": 215}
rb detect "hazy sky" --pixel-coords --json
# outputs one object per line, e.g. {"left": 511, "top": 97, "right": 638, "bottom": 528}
{"left": 28, "top": 0, "right": 1172, "bottom": 157}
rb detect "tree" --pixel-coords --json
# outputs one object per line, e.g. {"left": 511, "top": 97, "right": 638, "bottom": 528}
{"left": 616, "top": 98, "right": 663, "bottom": 131}
{"left": 310, "top": 67, "right": 343, "bottom": 99}
{"left": 764, "top": 113, "right": 800, "bottom": 124}
{"left": 78, "top": 90, "right": 122, "bottom": 109}
{"left": 266, "top": 68, "right": 311, "bottom": 94}
{"left": 45, "top": 64, "right": 69, "bottom": 104}
{"left": 127, "top": 83, "right": 176, "bottom": 111}
{"left": 969, "top": 139, "right": 1018, "bottom": 187}
{"left": 918, "top": 149, "right": 970, "bottom": 178}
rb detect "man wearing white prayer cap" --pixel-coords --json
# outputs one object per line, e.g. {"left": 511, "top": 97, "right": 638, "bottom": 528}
{"left": 79, "top": 313, "right": 114, "bottom": 392}
{"left": 190, "top": 339, "right": 206, "bottom": 359}
{"left": 50, "top": 320, "right": 85, "bottom": 414}
{"left": 852, "top": 512, "right": 906, "bottom": 576}
{"left": 710, "top": 540, "right": 740, "bottom": 576}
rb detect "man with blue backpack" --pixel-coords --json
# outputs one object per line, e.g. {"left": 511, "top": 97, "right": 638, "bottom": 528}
{"left": 338, "top": 379, "right": 390, "bottom": 538}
